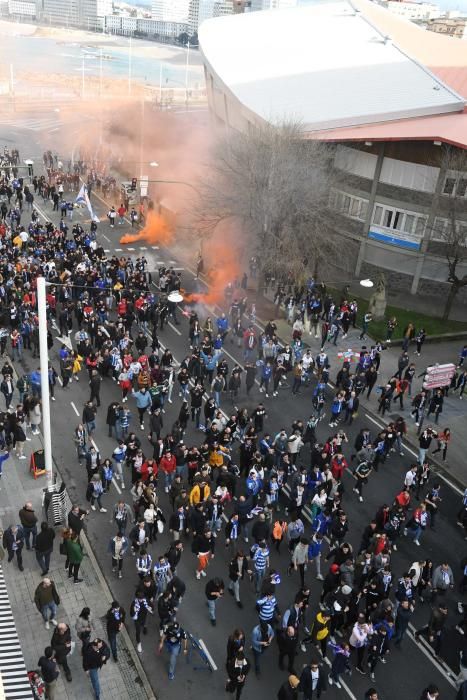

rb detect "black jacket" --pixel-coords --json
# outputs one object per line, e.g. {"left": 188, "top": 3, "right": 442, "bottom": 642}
{"left": 299, "top": 665, "right": 328, "bottom": 698}
{"left": 82, "top": 641, "right": 110, "bottom": 671}
{"left": 35, "top": 527, "right": 55, "bottom": 553}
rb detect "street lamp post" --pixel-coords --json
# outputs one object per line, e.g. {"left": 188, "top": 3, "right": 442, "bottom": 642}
{"left": 184, "top": 40, "right": 190, "bottom": 104}
{"left": 36, "top": 277, "right": 53, "bottom": 486}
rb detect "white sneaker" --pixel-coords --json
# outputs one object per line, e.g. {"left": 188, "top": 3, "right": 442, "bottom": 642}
{"left": 51, "top": 397, "right": 56, "bottom": 401}
{"left": 300, "top": 643, "right": 306, "bottom": 653}
{"left": 140, "top": 424, "right": 144, "bottom": 430}
{"left": 18, "top": 455, "right": 26, "bottom": 460}
{"left": 414, "top": 540, "right": 420, "bottom": 546}
{"left": 50, "top": 619, "right": 58, "bottom": 626}
{"left": 91, "top": 505, "right": 96, "bottom": 511}
{"left": 316, "top": 574, "right": 324, "bottom": 581}
{"left": 121, "top": 483, "right": 125, "bottom": 490}
{"left": 328, "top": 677, "right": 333, "bottom": 686}
{"left": 359, "top": 496, "right": 363, "bottom": 502}
{"left": 335, "top": 681, "right": 342, "bottom": 689}
{"left": 100, "top": 508, "right": 107, "bottom": 513}
{"left": 196, "top": 571, "right": 201, "bottom": 579}
{"left": 200, "top": 570, "right": 207, "bottom": 577}
{"left": 137, "top": 643, "right": 142, "bottom": 653}
{"left": 45, "top": 621, "right": 50, "bottom": 630}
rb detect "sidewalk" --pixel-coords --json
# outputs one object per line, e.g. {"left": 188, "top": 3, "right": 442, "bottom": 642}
{"left": 0, "top": 405, "right": 154, "bottom": 699}
{"left": 254, "top": 295, "right": 467, "bottom": 489}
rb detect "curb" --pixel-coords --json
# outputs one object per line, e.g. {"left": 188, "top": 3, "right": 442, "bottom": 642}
{"left": 5, "top": 354, "right": 157, "bottom": 700}
{"left": 80, "top": 532, "right": 157, "bottom": 700}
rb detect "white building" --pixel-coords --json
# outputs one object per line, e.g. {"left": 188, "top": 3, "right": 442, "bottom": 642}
{"left": 189, "top": 0, "right": 233, "bottom": 32}
{"left": 8, "top": 0, "right": 36, "bottom": 15}
{"left": 104, "top": 14, "right": 188, "bottom": 36}
{"left": 152, "top": 0, "right": 190, "bottom": 22}
{"left": 386, "top": 0, "right": 441, "bottom": 20}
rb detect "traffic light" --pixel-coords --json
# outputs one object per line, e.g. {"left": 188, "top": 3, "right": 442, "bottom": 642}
{"left": 131, "top": 177, "right": 137, "bottom": 191}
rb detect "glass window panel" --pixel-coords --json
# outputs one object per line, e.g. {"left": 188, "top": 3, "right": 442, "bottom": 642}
{"left": 443, "top": 177, "right": 456, "bottom": 195}
{"left": 404, "top": 214, "right": 415, "bottom": 234}
{"left": 373, "top": 205, "right": 383, "bottom": 225}
{"left": 384, "top": 209, "right": 393, "bottom": 228}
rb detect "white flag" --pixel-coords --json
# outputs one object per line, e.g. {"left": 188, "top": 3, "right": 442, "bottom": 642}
{"left": 75, "top": 184, "right": 99, "bottom": 223}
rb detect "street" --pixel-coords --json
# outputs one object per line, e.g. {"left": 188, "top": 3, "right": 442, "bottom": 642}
{"left": 1, "top": 122, "right": 465, "bottom": 700}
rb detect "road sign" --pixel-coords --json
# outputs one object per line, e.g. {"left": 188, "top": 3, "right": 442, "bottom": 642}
{"left": 423, "top": 363, "right": 456, "bottom": 390}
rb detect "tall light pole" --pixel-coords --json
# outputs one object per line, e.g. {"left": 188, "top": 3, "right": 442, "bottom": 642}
{"left": 184, "top": 40, "right": 190, "bottom": 104}
{"left": 36, "top": 277, "right": 53, "bottom": 486}
{"left": 128, "top": 36, "right": 133, "bottom": 96}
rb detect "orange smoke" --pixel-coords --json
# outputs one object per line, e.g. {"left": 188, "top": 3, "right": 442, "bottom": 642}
{"left": 185, "top": 241, "right": 241, "bottom": 306}
{"left": 120, "top": 210, "right": 173, "bottom": 246}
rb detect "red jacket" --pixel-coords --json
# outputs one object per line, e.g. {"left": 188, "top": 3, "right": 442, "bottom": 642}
{"left": 331, "top": 455, "right": 348, "bottom": 480}
{"left": 159, "top": 454, "right": 176, "bottom": 474}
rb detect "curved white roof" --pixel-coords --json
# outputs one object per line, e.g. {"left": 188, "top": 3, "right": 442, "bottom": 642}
{"left": 199, "top": 0, "right": 465, "bottom": 132}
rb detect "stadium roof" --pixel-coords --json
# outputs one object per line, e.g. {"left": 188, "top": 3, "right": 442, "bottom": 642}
{"left": 199, "top": 0, "right": 467, "bottom": 145}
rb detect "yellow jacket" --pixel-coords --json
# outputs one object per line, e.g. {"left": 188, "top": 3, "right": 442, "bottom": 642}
{"left": 189, "top": 483, "right": 211, "bottom": 506}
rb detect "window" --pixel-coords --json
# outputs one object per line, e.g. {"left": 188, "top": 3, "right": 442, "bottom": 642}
{"left": 392, "top": 211, "right": 403, "bottom": 230}
{"left": 415, "top": 217, "right": 426, "bottom": 236}
{"left": 330, "top": 190, "right": 368, "bottom": 220}
{"left": 404, "top": 214, "right": 415, "bottom": 234}
{"left": 383, "top": 210, "right": 393, "bottom": 228}
{"left": 443, "top": 178, "right": 456, "bottom": 195}
{"left": 458, "top": 179, "right": 467, "bottom": 197}
{"left": 373, "top": 205, "right": 383, "bottom": 226}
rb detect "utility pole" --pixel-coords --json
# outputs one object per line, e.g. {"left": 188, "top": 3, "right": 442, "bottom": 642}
{"left": 185, "top": 40, "right": 190, "bottom": 105}
{"left": 36, "top": 277, "right": 53, "bottom": 486}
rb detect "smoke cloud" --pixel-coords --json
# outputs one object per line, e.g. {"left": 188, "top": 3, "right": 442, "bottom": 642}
{"left": 120, "top": 209, "right": 173, "bottom": 246}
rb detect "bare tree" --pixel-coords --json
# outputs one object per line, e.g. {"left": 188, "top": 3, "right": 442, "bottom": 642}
{"left": 196, "top": 121, "right": 344, "bottom": 287}
{"left": 432, "top": 146, "right": 467, "bottom": 320}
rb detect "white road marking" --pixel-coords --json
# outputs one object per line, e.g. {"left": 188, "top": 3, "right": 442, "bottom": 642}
{"left": 112, "top": 477, "right": 122, "bottom": 495}
{"left": 168, "top": 322, "right": 182, "bottom": 336}
{"left": 139, "top": 247, "right": 147, "bottom": 251}
{"left": 70, "top": 402, "right": 80, "bottom": 416}
{"left": 407, "top": 626, "right": 457, "bottom": 688}
{"left": 198, "top": 639, "right": 217, "bottom": 671}
{"left": 151, "top": 246, "right": 159, "bottom": 250}
{"left": 436, "top": 470, "right": 463, "bottom": 496}
{"left": 168, "top": 260, "right": 177, "bottom": 264}
{"left": 115, "top": 248, "right": 122, "bottom": 252}
{"left": 364, "top": 413, "right": 384, "bottom": 429}
{"left": 127, "top": 247, "right": 135, "bottom": 251}
{"left": 104, "top": 249, "right": 110, "bottom": 253}
{"left": 57, "top": 376, "right": 63, "bottom": 386}
{"left": 102, "top": 234, "right": 110, "bottom": 242}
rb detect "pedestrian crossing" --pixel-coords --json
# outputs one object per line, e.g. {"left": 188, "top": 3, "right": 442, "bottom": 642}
{"left": 0, "top": 565, "right": 32, "bottom": 699}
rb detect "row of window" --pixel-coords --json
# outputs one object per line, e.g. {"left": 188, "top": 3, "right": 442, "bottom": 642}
{"left": 372, "top": 204, "right": 426, "bottom": 237}
{"left": 432, "top": 217, "right": 467, "bottom": 242}
{"left": 329, "top": 190, "right": 368, "bottom": 221}
{"left": 330, "top": 189, "right": 467, "bottom": 244}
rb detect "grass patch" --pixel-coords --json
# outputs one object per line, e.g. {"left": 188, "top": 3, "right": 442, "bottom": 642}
{"left": 329, "top": 289, "right": 466, "bottom": 341}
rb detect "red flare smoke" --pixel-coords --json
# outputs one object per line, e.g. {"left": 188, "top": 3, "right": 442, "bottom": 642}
{"left": 120, "top": 210, "right": 173, "bottom": 246}
{"left": 185, "top": 241, "right": 241, "bottom": 306}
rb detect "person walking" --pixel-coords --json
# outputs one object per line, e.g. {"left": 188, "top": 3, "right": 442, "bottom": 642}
{"left": 82, "top": 638, "right": 110, "bottom": 699}
{"left": 65, "top": 532, "right": 84, "bottom": 583}
{"left": 228, "top": 551, "right": 251, "bottom": 609}
{"left": 106, "top": 600, "right": 126, "bottom": 662}
{"left": 349, "top": 614, "right": 373, "bottom": 674}
{"left": 299, "top": 660, "right": 328, "bottom": 699}
{"left": 3, "top": 524, "right": 25, "bottom": 571}
{"left": 158, "top": 619, "right": 188, "bottom": 680}
{"left": 131, "top": 590, "right": 153, "bottom": 653}
{"left": 251, "top": 620, "right": 274, "bottom": 678}
{"left": 277, "top": 674, "right": 301, "bottom": 700}
{"left": 192, "top": 528, "right": 215, "bottom": 579}
{"left": 226, "top": 650, "right": 250, "bottom": 700}
{"left": 393, "top": 598, "right": 413, "bottom": 647}
{"left": 51, "top": 622, "right": 73, "bottom": 682}
{"left": 108, "top": 533, "right": 128, "bottom": 579}
{"left": 18, "top": 501, "right": 38, "bottom": 550}
{"left": 205, "top": 577, "right": 224, "bottom": 626}
{"left": 35, "top": 521, "right": 55, "bottom": 575}
{"left": 75, "top": 607, "right": 94, "bottom": 648}
{"left": 278, "top": 625, "right": 299, "bottom": 674}
{"left": 38, "top": 647, "right": 59, "bottom": 700}
{"left": 34, "top": 578, "right": 60, "bottom": 630}
{"left": 415, "top": 603, "right": 449, "bottom": 656}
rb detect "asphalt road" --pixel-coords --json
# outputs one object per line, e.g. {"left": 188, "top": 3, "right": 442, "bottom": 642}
{"left": 3, "top": 124, "right": 464, "bottom": 700}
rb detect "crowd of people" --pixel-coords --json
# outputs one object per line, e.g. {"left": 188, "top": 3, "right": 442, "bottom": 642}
{"left": 0, "top": 148, "right": 464, "bottom": 700}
